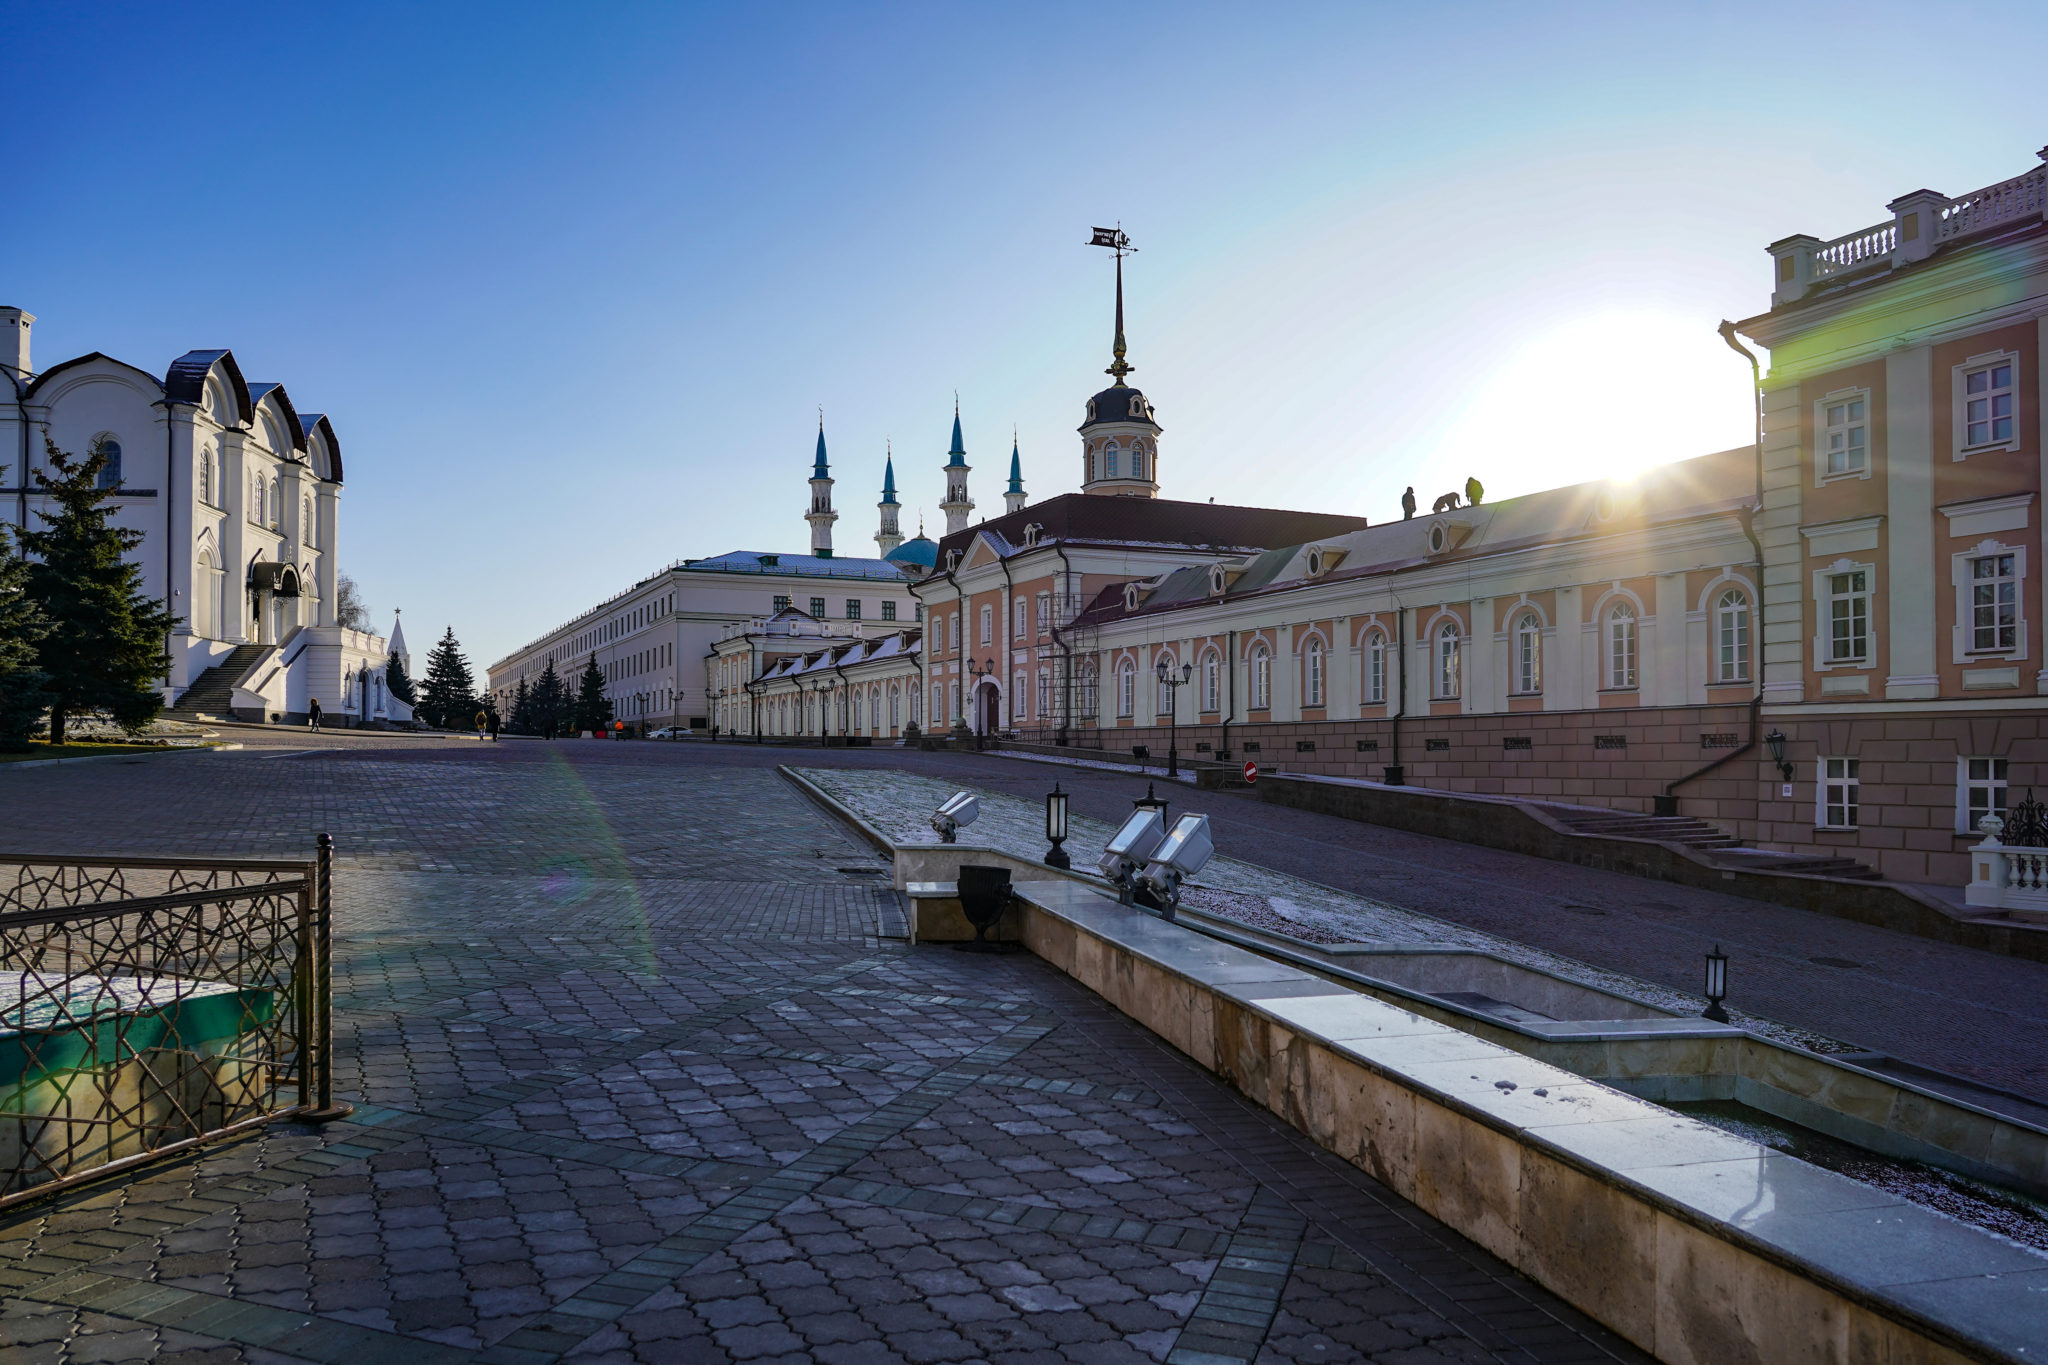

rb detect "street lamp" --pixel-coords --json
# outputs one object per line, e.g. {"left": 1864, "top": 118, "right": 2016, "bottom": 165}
{"left": 1765, "top": 729, "right": 1794, "bottom": 782}
{"left": 1133, "top": 781, "right": 1169, "bottom": 831}
{"left": 1702, "top": 944, "right": 1730, "bottom": 1023}
{"left": 1044, "top": 784, "right": 1071, "bottom": 868}
{"left": 1154, "top": 659, "right": 1193, "bottom": 777}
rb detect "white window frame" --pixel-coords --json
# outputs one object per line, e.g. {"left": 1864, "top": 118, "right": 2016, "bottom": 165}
{"left": 1036, "top": 670, "right": 1050, "bottom": 718}
{"left": 1814, "top": 388, "right": 1872, "bottom": 485}
{"left": 1155, "top": 655, "right": 1176, "bottom": 716}
{"left": 1818, "top": 757, "right": 1860, "bottom": 830}
{"left": 1511, "top": 612, "right": 1541, "bottom": 695}
{"left": 1714, "top": 589, "right": 1751, "bottom": 683}
{"left": 1364, "top": 631, "right": 1386, "bottom": 705}
{"left": 1605, "top": 602, "right": 1638, "bottom": 690}
{"left": 1036, "top": 592, "right": 1051, "bottom": 637}
{"left": 1014, "top": 597, "right": 1027, "bottom": 639}
{"left": 1013, "top": 670, "right": 1028, "bottom": 720}
{"left": 1951, "top": 540, "right": 2027, "bottom": 662}
{"left": 1249, "top": 645, "right": 1272, "bottom": 710}
{"left": 1304, "top": 637, "right": 1325, "bottom": 708}
{"left": 1201, "top": 652, "right": 1220, "bottom": 713}
{"left": 1117, "top": 659, "right": 1136, "bottom": 717}
{"left": 980, "top": 604, "right": 993, "bottom": 646}
{"left": 1958, "top": 756, "right": 2010, "bottom": 834}
{"left": 1433, "top": 621, "right": 1461, "bottom": 700}
{"left": 1954, "top": 351, "right": 2021, "bottom": 458}
{"left": 1811, "top": 559, "right": 1878, "bottom": 671}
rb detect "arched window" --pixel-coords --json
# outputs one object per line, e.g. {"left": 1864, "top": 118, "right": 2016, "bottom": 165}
{"left": 1104, "top": 441, "right": 1120, "bottom": 478}
{"left": 1132, "top": 446, "right": 1146, "bottom": 480}
{"left": 1250, "top": 644, "right": 1272, "bottom": 710}
{"left": 889, "top": 686, "right": 899, "bottom": 729}
{"left": 268, "top": 476, "right": 282, "bottom": 530}
{"left": 1513, "top": 613, "right": 1542, "bottom": 694}
{"left": 1434, "top": 621, "right": 1461, "bottom": 699}
{"left": 251, "top": 472, "right": 263, "bottom": 523}
{"left": 197, "top": 447, "right": 211, "bottom": 505}
{"left": 94, "top": 439, "right": 122, "bottom": 490}
{"left": 303, "top": 497, "right": 315, "bottom": 546}
{"left": 1715, "top": 590, "right": 1751, "bottom": 683}
{"left": 1304, "top": 638, "right": 1325, "bottom": 707}
{"left": 1607, "top": 602, "right": 1638, "bottom": 689}
{"left": 1155, "top": 655, "right": 1176, "bottom": 716}
{"left": 1117, "top": 659, "right": 1136, "bottom": 717}
{"left": 1201, "top": 652, "right": 1220, "bottom": 713}
{"left": 1364, "top": 631, "right": 1386, "bottom": 705}
{"left": 195, "top": 548, "right": 224, "bottom": 639}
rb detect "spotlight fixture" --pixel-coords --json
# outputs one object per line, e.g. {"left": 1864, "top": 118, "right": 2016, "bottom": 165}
{"left": 1098, "top": 808, "right": 1168, "bottom": 904}
{"left": 1138, "top": 814, "right": 1215, "bottom": 921}
{"left": 931, "top": 791, "right": 980, "bottom": 844}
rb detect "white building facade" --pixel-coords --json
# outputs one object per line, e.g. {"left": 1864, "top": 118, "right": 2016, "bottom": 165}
{"left": 0, "top": 306, "right": 399, "bottom": 725}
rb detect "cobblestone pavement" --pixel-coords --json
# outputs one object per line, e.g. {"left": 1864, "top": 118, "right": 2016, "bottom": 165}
{"left": 0, "top": 732, "right": 1647, "bottom": 1363}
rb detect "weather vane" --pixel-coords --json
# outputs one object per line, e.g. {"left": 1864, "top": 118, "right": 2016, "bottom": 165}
{"left": 1088, "top": 224, "right": 1136, "bottom": 383}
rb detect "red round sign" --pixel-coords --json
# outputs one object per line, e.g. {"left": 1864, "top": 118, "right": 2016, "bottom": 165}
{"left": 1243, "top": 760, "right": 1258, "bottom": 784}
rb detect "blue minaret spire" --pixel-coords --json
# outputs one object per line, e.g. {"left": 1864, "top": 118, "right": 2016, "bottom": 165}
{"left": 940, "top": 395, "right": 974, "bottom": 533}
{"left": 1004, "top": 428, "right": 1026, "bottom": 514}
{"left": 807, "top": 409, "right": 837, "bottom": 556}
{"left": 947, "top": 395, "right": 967, "bottom": 468}
{"left": 876, "top": 440, "right": 903, "bottom": 555}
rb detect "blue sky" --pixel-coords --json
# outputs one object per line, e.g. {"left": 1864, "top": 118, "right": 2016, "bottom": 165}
{"left": 12, "top": 2, "right": 2048, "bottom": 668}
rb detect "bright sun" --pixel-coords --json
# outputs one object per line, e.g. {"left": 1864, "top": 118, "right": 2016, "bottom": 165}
{"left": 1430, "top": 310, "right": 1756, "bottom": 498}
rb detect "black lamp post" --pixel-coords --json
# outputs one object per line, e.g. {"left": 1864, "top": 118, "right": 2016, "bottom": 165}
{"left": 1765, "top": 729, "right": 1794, "bottom": 782}
{"left": 1133, "top": 781, "right": 1169, "bottom": 830}
{"left": 1154, "top": 659, "right": 1193, "bottom": 777}
{"left": 1044, "top": 784, "right": 1071, "bottom": 868}
{"left": 1702, "top": 944, "right": 1730, "bottom": 1022}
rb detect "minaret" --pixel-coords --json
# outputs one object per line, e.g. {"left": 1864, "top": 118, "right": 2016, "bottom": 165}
{"left": 939, "top": 397, "right": 974, "bottom": 534}
{"left": 876, "top": 444, "right": 903, "bottom": 556}
{"left": 1079, "top": 228, "right": 1162, "bottom": 498}
{"left": 1004, "top": 429, "right": 1027, "bottom": 515}
{"left": 806, "top": 414, "right": 837, "bottom": 557}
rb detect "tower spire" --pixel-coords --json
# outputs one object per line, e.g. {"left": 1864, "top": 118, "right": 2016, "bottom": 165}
{"left": 1091, "top": 226, "right": 1136, "bottom": 385}
{"left": 875, "top": 439, "right": 903, "bottom": 556}
{"left": 807, "top": 412, "right": 837, "bottom": 556}
{"left": 939, "top": 399, "right": 974, "bottom": 533}
{"left": 1004, "top": 427, "right": 1026, "bottom": 515}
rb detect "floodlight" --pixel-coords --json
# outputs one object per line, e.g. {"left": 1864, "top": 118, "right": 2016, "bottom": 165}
{"left": 1096, "top": 809, "right": 1166, "bottom": 903}
{"left": 1138, "top": 814, "right": 1214, "bottom": 920}
{"left": 930, "top": 791, "right": 981, "bottom": 844}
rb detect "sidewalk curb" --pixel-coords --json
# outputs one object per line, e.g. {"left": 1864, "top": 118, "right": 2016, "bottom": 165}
{"left": 0, "top": 743, "right": 238, "bottom": 772}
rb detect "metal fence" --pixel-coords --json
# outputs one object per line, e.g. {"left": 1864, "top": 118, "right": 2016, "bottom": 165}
{"left": 0, "top": 837, "right": 343, "bottom": 1208}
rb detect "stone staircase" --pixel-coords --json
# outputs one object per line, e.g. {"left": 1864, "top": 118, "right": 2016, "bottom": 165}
{"left": 1540, "top": 805, "right": 1883, "bottom": 880}
{"left": 165, "top": 644, "right": 269, "bottom": 721}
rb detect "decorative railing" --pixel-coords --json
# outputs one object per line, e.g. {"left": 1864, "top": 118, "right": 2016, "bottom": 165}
{"left": 1812, "top": 220, "right": 1897, "bottom": 278}
{"left": 1936, "top": 162, "right": 2048, "bottom": 244}
{"left": 0, "top": 843, "right": 343, "bottom": 1207}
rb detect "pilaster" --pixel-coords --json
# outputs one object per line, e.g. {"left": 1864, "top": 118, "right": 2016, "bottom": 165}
{"left": 220, "top": 432, "right": 250, "bottom": 643}
{"left": 1759, "top": 380, "right": 1806, "bottom": 701}
{"left": 1885, "top": 346, "right": 1939, "bottom": 699}
{"left": 1549, "top": 587, "right": 1581, "bottom": 710}
{"left": 1652, "top": 574, "right": 1687, "bottom": 706}
{"left": 1465, "top": 598, "right": 1493, "bottom": 714}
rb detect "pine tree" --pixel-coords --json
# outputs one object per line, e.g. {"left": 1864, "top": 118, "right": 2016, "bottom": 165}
{"left": 574, "top": 654, "right": 613, "bottom": 733}
{"left": 533, "top": 659, "right": 566, "bottom": 738}
{"left": 508, "top": 677, "right": 531, "bottom": 735}
{"left": 385, "top": 650, "right": 416, "bottom": 707}
{"left": 22, "top": 437, "right": 179, "bottom": 744}
{"left": 0, "top": 524, "right": 52, "bottom": 751}
{"left": 418, "top": 627, "right": 476, "bottom": 729}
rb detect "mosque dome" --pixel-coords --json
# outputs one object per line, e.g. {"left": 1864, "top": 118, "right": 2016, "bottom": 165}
{"left": 886, "top": 535, "right": 938, "bottom": 570}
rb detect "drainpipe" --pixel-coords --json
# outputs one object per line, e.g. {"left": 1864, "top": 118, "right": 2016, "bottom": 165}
{"left": 1049, "top": 541, "right": 1075, "bottom": 747}
{"left": 1221, "top": 628, "right": 1237, "bottom": 762}
{"left": 1660, "top": 324, "right": 1769, "bottom": 816}
{"left": 996, "top": 549, "right": 1016, "bottom": 740}
{"left": 1385, "top": 607, "right": 1407, "bottom": 785}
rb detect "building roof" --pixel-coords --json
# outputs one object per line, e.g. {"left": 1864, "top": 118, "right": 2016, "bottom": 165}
{"left": 933, "top": 493, "right": 1371, "bottom": 565}
{"left": 681, "top": 549, "right": 918, "bottom": 582}
{"left": 162, "top": 348, "right": 251, "bottom": 417}
{"left": 246, "top": 381, "right": 308, "bottom": 453}
{"left": 886, "top": 535, "right": 938, "bottom": 569}
{"left": 1070, "top": 447, "right": 1756, "bottom": 629}
{"left": 1080, "top": 384, "right": 1159, "bottom": 431}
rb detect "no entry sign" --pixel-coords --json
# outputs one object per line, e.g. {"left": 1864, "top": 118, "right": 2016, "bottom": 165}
{"left": 1243, "top": 760, "right": 1258, "bottom": 784}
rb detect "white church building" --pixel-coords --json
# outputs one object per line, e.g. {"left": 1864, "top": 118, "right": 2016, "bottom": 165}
{"left": 0, "top": 306, "right": 403, "bottom": 726}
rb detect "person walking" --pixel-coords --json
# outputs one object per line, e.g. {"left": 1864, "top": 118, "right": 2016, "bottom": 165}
{"left": 486, "top": 709, "right": 500, "bottom": 743}
{"left": 308, "top": 697, "right": 322, "bottom": 731}
{"left": 475, "top": 709, "right": 488, "bottom": 741}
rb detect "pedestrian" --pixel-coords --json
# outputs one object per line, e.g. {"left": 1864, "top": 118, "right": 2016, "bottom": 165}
{"left": 475, "top": 709, "right": 488, "bottom": 741}
{"left": 308, "top": 697, "right": 322, "bottom": 731}
{"left": 1465, "top": 474, "right": 1484, "bottom": 506}
{"left": 486, "top": 709, "right": 500, "bottom": 743}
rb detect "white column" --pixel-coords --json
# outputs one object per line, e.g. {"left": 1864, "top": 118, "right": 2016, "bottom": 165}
{"left": 1885, "top": 346, "right": 1938, "bottom": 699}
{"left": 2037, "top": 316, "right": 2048, "bottom": 694}
{"left": 1760, "top": 381, "right": 1806, "bottom": 702}
{"left": 220, "top": 433, "right": 250, "bottom": 642}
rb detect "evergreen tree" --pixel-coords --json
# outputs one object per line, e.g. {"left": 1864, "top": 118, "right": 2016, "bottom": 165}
{"left": 385, "top": 650, "right": 416, "bottom": 707}
{"left": 418, "top": 626, "right": 476, "bottom": 729}
{"left": 508, "top": 677, "right": 531, "bottom": 735}
{"left": 22, "top": 437, "right": 178, "bottom": 744}
{"left": 532, "top": 659, "right": 566, "bottom": 738}
{"left": 0, "top": 524, "right": 52, "bottom": 751}
{"left": 574, "top": 654, "right": 613, "bottom": 733}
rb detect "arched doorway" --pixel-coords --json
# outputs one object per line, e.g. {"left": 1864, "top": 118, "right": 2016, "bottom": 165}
{"left": 976, "top": 680, "right": 1001, "bottom": 736}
